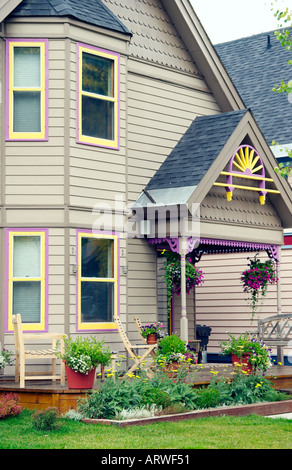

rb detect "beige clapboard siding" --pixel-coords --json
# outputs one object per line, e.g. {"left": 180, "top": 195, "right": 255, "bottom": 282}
{"left": 127, "top": 239, "right": 157, "bottom": 326}
{"left": 193, "top": 251, "right": 280, "bottom": 354}
{"left": 5, "top": 40, "right": 66, "bottom": 206}
{"left": 69, "top": 49, "right": 127, "bottom": 208}
{"left": 127, "top": 72, "right": 220, "bottom": 202}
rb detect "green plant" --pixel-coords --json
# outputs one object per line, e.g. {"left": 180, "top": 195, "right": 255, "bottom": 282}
{"left": 31, "top": 407, "right": 59, "bottom": 431}
{"left": 140, "top": 322, "right": 165, "bottom": 339}
{"left": 0, "top": 393, "right": 22, "bottom": 419}
{"left": 241, "top": 254, "right": 278, "bottom": 321}
{"left": 0, "top": 348, "right": 14, "bottom": 368}
{"left": 162, "top": 250, "right": 204, "bottom": 308}
{"left": 56, "top": 335, "right": 112, "bottom": 374}
{"left": 155, "top": 333, "right": 196, "bottom": 365}
{"left": 219, "top": 332, "right": 272, "bottom": 372}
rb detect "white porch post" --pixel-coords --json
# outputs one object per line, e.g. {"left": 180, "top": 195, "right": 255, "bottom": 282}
{"left": 276, "top": 248, "right": 284, "bottom": 364}
{"left": 180, "top": 236, "right": 188, "bottom": 342}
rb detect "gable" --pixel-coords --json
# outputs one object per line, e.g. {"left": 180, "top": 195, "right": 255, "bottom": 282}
{"left": 102, "top": 0, "right": 200, "bottom": 75}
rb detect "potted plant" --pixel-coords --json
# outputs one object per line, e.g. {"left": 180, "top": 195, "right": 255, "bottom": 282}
{"left": 241, "top": 254, "right": 278, "bottom": 322}
{"left": 0, "top": 347, "right": 14, "bottom": 371}
{"left": 140, "top": 322, "right": 165, "bottom": 344}
{"left": 155, "top": 334, "right": 197, "bottom": 375}
{"left": 162, "top": 251, "right": 204, "bottom": 308}
{"left": 56, "top": 336, "right": 112, "bottom": 389}
{"left": 219, "top": 332, "right": 272, "bottom": 374}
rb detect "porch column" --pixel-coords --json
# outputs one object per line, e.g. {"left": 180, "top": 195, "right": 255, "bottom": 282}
{"left": 179, "top": 236, "right": 188, "bottom": 342}
{"left": 276, "top": 248, "right": 284, "bottom": 364}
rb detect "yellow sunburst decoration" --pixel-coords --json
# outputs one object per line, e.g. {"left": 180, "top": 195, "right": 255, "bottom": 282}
{"left": 213, "top": 145, "right": 280, "bottom": 205}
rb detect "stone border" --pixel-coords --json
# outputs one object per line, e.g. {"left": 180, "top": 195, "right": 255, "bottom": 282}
{"left": 81, "top": 399, "right": 292, "bottom": 427}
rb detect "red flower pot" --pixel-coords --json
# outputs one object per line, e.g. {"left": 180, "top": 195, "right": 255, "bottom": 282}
{"left": 232, "top": 354, "right": 253, "bottom": 374}
{"left": 65, "top": 364, "right": 96, "bottom": 389}
{"left": 146, "top": 334, "right": 157, "bottom": 344}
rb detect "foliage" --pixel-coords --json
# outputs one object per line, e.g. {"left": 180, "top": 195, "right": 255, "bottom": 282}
{"left": 241, "top": 254, "right": 278, "bottom": 321}
{"left": 56, "top": 335, "right": 112, "bottom": 374}
{"left": 77, "top": 368, "right": 199, "bottom": 419}
{"left": 0, "top": 348, "right": 14, "bottom": 368}
{"left": 31, "top": 407, "right": 60, "bottom": 431}
{"left": 219, "top": 332, "right": 272, "bottom": 371}
{"left": 0, "top": 393, "right": 22, "bottom": 419}
{"left": 140, "top": 322, "right": 165, "bottom": 339}
{"left": 162, "top": 251, "right": 204, "bottom": 308}
{"left": 194, "top": 373, "right": 289, "bottom": 409}
{"left": 271, "top": 4, "right": 292, "bottom": 176}
{"left": 155, "top": 333, "right": 196, "bottom": 365}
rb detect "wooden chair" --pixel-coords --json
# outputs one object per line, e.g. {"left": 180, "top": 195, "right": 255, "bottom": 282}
{"left": 114, "top": 316, "right": 157, "bottom": 378}
{"left": 12, "top": 313, "right": 67, "bottom": 388}
{"left": 133, "top": 315, "right": 147, "bottom": 343}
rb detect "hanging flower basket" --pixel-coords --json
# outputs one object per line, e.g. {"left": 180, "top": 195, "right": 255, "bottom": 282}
{"left": 241, "top": 253, "right": 278, "bottom": 322}
{"left": 162, "top": 251, "right": 204, "bottom": 308}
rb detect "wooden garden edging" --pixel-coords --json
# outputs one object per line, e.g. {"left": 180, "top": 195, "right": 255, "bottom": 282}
{"left": 81, "top": 399, "right": 292, "bottom": 427}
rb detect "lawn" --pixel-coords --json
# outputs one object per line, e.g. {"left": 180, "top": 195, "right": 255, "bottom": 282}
{"left": 0, "top": 409, "right": 291, "bottom": 450}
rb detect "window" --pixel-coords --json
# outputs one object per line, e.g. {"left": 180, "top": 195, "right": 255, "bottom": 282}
{"left": 77, "top": 43, "right": 120, "bottom": 149}
{"left": 6, "top": 229, "right": 48, "bottom": 332}
{"left": 77, "top": 231, "right": 119, "bottom": 331}
{"left": 6, "top": 39, "right": 48, "bottom": 141}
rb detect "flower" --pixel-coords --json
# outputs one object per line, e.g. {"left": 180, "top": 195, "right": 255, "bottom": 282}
{"left": 154, "top": 333, "right": 197, "bottom": 365}
{"left": 55, "top": 336, "right": 112, "bottom": 374}
{"left": 219, "top": 332, "right": 272, "bottom": 372}
{"left": 162, "top": 251, "right": 204, "bottom": 308}
{"left": 140, "top": 322, "right": 165, "bottom": 339}
{"left": 0, "top": 348, "right": 14, "bottom": 368}
{"left": 241, "top": 254, "right": 278, "bottom": 321}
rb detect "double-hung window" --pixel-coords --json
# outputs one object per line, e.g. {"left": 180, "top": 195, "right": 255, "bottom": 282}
{"left": 6, "top": 39, "right": 48, "bottom": 141}
{"left": 77, "top": 43, "right": 119, "bottom": 149}
{"left": 6, "top": 229, "right": 48, "bottom": 332}
{"left": 77, "top": 232, "right": 119, "bottom": 331}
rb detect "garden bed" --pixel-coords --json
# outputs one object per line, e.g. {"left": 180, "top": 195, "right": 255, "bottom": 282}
{"left": 81, "top": 398, "right": 292, "bottom": 427}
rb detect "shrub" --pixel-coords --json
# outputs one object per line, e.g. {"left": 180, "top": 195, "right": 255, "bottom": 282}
{"left": 141, "top": 387, "right": 172, "bottom": 408}
{"left": 194, "top": 387, "right": 221, "bottom": 409}
{"left": 0, "top": 393, "right": 22, "bottom": 419}
{"left": 31, "top": 407, "right": 59, "bottom": 431}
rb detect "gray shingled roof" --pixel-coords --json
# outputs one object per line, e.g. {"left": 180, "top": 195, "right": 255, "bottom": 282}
{"left": 215, "top": 31, "right": 292, "bottom": 145}
{"left": 145, "top": 109, "right": 248, "bottom": 191}
{"left": 9, "top": 0, "right": 131, "bottom": 35}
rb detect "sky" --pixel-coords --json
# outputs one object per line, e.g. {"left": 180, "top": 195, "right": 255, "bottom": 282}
{"left": 191, "top": 0, "right": 290, "bottom": 44}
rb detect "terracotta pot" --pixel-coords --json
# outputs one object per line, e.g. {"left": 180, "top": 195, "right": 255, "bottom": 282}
{"left": 146, "top": 334, "right": 157, "bottom": 344}
{"left": 65, "top": 363, "right": 96, "bottom": 389}
{"left": 231, "top": 353, "right": 253, "bottom": 374}
{"left": 164, "top": 361, "right": 181, "bottom": 379}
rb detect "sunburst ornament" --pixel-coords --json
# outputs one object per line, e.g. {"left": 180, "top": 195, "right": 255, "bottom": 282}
{"left": 213, "top": 145, "right": 280, "bottom": 205}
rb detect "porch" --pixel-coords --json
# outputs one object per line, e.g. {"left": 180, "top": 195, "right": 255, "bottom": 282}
{"left": 1, "top": 363, "right": 291, "bottom": 414}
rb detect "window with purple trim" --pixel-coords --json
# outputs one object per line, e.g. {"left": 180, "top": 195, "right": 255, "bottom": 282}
{"left": 6, "top": 39, "right": 48, "bottom": 141}
{"left": 77, "top": 43, "right": 119, "bottom": 149}
{"left": 6, "top": 230, "right": 48, "bottom": 332}
{"left": 77, "top": 232, "right": 119, "bottom": 331}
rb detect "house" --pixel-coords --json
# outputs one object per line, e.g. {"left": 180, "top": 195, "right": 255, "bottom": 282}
{"left": 0, "top": 0, "right": 291, "bottom": 376}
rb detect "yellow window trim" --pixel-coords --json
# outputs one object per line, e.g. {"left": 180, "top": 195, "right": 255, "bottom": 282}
{"left": 77, "top": 232, "right": 118, "bottom": 331}
{"left": 8, "top": 40, "right": 47, "bottom": 141}
{"left": 7, "top": 230, "right": 47, "bottom": 332}
{"left": 77, "top": 44, "right": 119, "bottom": 149}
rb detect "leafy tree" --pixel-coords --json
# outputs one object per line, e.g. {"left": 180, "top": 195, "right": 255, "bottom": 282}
{"left": 271, "top": 4, "right": 292, "bottom": 176}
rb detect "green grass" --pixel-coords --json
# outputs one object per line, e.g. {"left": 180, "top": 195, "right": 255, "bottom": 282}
{"left": 0, "top": 409, "right": 291, "bottom": 450}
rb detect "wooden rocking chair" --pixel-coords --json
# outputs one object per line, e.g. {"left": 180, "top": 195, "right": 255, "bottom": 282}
{"left": 114, "top": 316, "right": 157, "bottom": 378}
{"left": 12, "top": 313, "right": 67, "bottom": 388}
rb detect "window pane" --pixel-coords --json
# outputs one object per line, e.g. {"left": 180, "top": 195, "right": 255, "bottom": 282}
{"left": 81, "top": 238, "right": 114, "bottom": 278}
{"left": 81, "top": 281, "right": 114, "bottom": 323}
{"left": 13, "top": 236, "right": 41, "bottom": 278}
{"left": 13, "top": 91, "right": 41, "bottom": 132}
{"left": 82, "top": 95, "right": 114, "bottom": 140}
{"left": 13, "top": 281, "right": 41, "bottom": 323}
{"left": 14, "top": 47, "right": 41, "bottom": 88}
{"left": 82, "top": 52, "right": 113, "bottom": 97}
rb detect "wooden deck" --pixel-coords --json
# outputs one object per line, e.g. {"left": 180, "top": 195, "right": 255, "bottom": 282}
{"left": 0, "top": 364, "right": 291, "bottom": 414}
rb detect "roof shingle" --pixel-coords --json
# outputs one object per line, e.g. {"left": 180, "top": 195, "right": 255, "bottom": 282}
{"left": 9, "top": 0, "right": 131, "bottom": 35}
